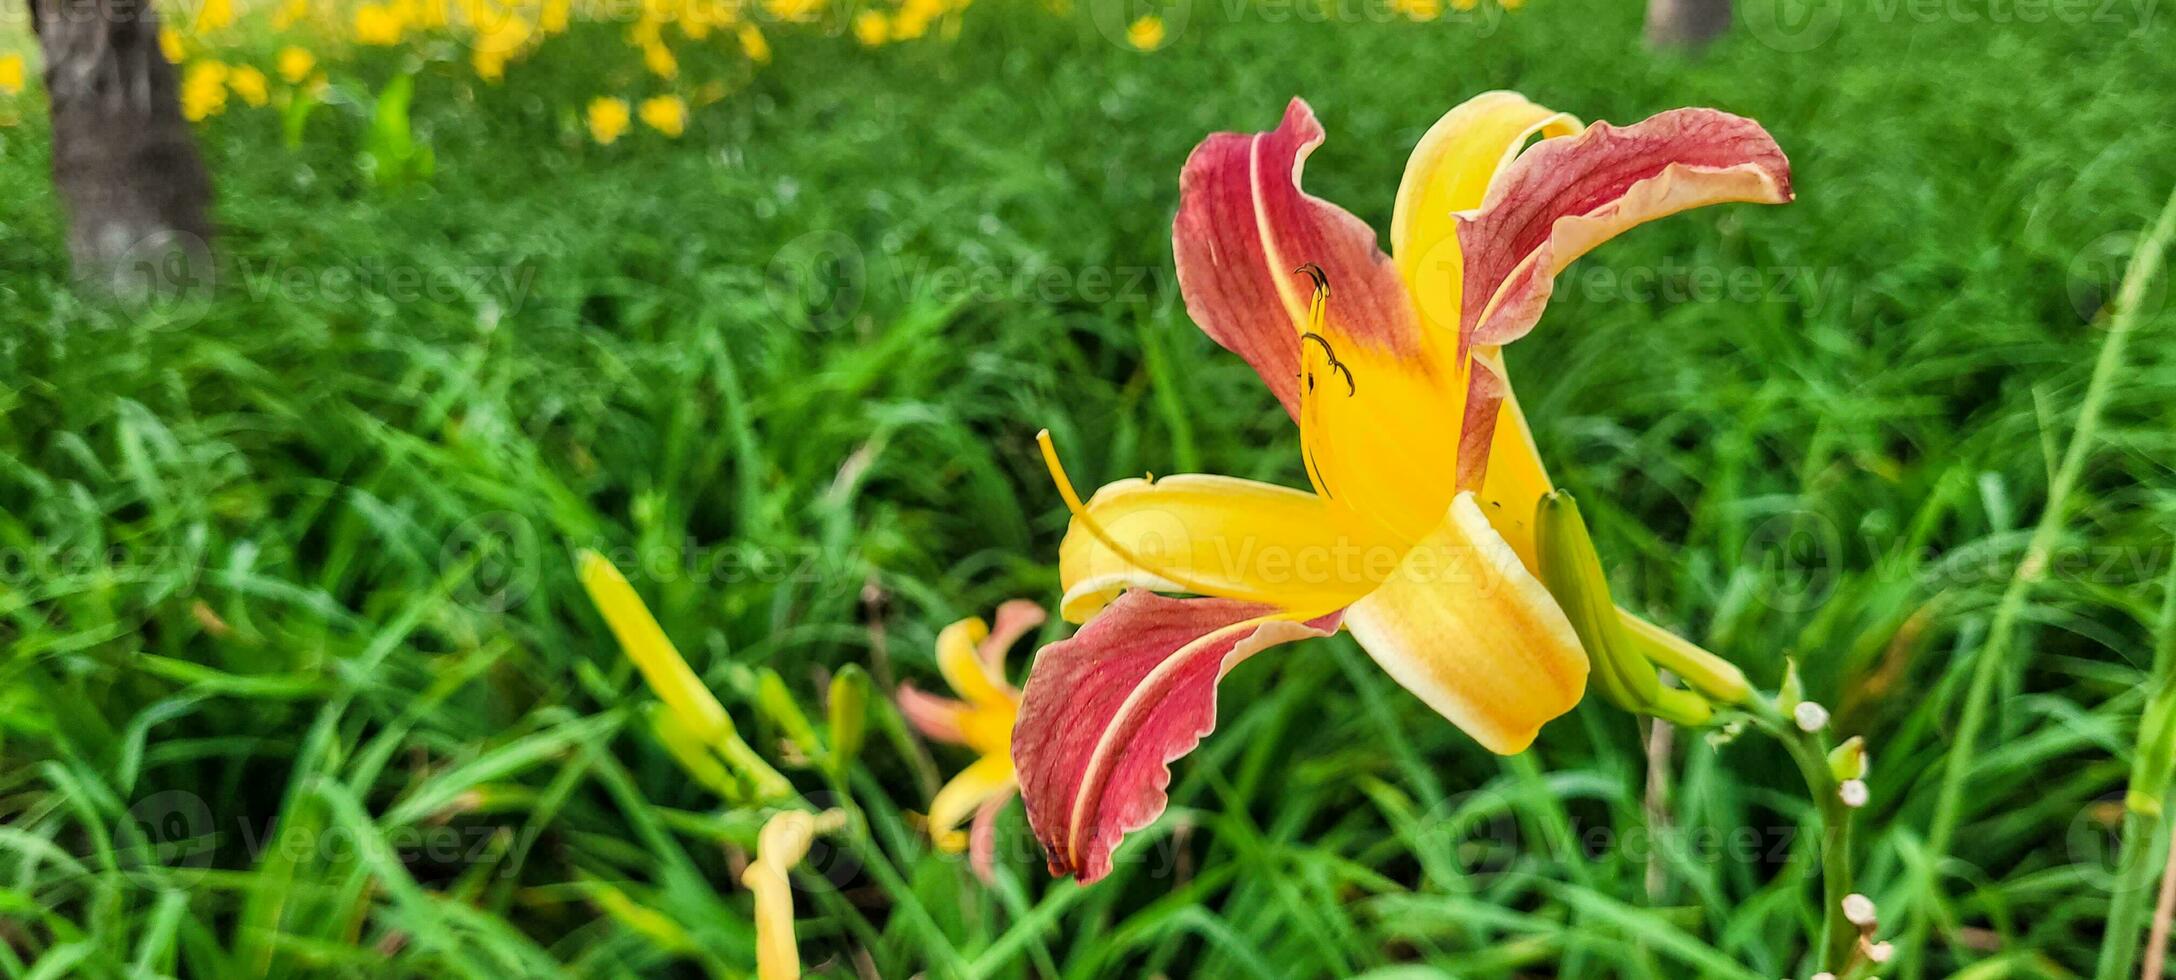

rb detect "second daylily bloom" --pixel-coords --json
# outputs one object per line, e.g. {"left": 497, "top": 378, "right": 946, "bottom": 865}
{"left": 1015, "top": 92, "right": 1792, "bottom": 882}
{"left": 896, "top": 599, "right": 1047, "bottom": 881}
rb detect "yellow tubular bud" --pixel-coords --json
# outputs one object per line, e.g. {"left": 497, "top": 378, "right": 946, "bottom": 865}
{"left": 1619, "top": 610, "right": 1753, "bottom": 705}
{"left": 1536, "top": 491, "right": 1661, "bottom": 714}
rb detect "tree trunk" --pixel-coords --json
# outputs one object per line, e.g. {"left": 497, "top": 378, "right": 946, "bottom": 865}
{"left": 1645, "top": 0, "right": 1732, "bottom": 49}
{"left": 30, "top": 0, "right": 214, "bottom": 294}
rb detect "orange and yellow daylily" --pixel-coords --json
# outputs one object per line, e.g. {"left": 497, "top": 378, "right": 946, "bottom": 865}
{"left": 896, "top": 599, "right": 1046, "bottom": 882}
{"left": 1013, "top": 92, "right": 1792, "bottom": 882}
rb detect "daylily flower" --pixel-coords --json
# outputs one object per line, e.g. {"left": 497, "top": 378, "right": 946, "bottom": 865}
{"left": 896, "top": 599, "right": 1046, "bottom": 882}
{"left": 1014, "top": 92, "right": 1791, "bottom": 882}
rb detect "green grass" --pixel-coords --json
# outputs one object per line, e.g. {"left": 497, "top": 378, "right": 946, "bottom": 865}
{"left": 3, "top": 0, "right": 2176, "bottom": 975}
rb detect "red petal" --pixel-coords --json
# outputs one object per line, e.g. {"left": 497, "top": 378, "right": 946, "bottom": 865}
{"left": 1455, "top": 357, "right": 1507, "bottom": 494}
{"left": 1013, "top": 591, "right": 1341, "bottom": 882}
{"left": 1455, "top": 108, "right": 1793, "bottom": 354}
{"left": 896, "top": 682, "right": 968, "bottom": 744}
{"left": 1174, "top": 98, "right": 1423, "bottom": 417}
{"left": 968, "top": 790, "right": 1011, "bottom": 885}
{"left": 977, "top": 599, "right": 1047, "bottom": 680}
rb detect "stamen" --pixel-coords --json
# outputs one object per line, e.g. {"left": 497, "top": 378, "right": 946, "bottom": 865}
{"left": 1036, "top": 429, "right": 1223, "bottom": 598}
{"left": 1293, "top": 266, "right": 1355, "bottom": 396}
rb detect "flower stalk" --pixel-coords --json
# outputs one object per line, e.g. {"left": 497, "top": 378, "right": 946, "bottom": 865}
{"left": 2093, "top": 555, "right": 2176, "bottom": 980}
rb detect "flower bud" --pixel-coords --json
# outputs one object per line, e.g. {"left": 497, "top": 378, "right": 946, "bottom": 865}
{"left": 827, "top": 664, "right": 872, "bottom": 777}
{"left": 1842, "top": 893, "right": 1877, "bottom": 927}
{"left": 1536, "top": 491, "right": 1662, "bottom": 714}
{"left": 1839, "top": 779, "right": 1869, "bottom": 808}
{"left": 1793, "top": 700, "right": 1830, "bottom": 733}
{"left": 1828, "top": 736, "right": 1869, "bottom": 781}
{"left": 1619, "top": 611, "right": 1753, "bottom": 705}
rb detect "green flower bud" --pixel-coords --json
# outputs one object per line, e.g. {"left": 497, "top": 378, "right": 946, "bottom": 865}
{"left": 1619, "top": 611, "right": 1753, "bottom": 705}
{"left": 756, "top": 667, "right": 823, "bottom": 761}
{"left": 1537, "top": 491, "right": 1662, "bottom": 714}
{"left": 1828, "top": 735, "right": 1869, "bottom": 781}
{"left": 827, "top": 664, "right": 872, "bottom": 778}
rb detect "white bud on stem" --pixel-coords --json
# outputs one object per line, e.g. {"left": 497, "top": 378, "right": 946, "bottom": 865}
{"left": 1839, "top": 779, "right": 1870, "bottom": 808}
{"left": 1793, "top": 700, "right": 1831, "bottom": 732}
{"left": 1842, "top": 893, "right": 1877, "bottom": 927}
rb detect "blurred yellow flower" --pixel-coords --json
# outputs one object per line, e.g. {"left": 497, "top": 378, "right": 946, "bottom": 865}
{"left": 180, "top": 61, "right": 229, "bottom": 121}
{"left": 541, "top": 0, "right": 571, "bottom": 32}
{"left": 473, "top": 47, "right": 508, "bottom": 82}
{"left": 1125, "top": 14, "right": 1163, "bottom": 49}
{"left": 891, "top": 0, "right": 943, "bottom": 38}
{"left": 271, "top": 0, "right": 310, "bottom": 29}
{"left": 743, "top": 809, "right": 847, "bottom": 980}
{"left": 1394, "top": 0, "right": 1440, "bottom": 18}
{"left": 277, "top": 46, "right": 316, "bottom": 84}
{"left": 354, "top": 3, "right": 407, "bottom": 44}
{"left": 897, "top": 601, "right": 1045, "bottom": 882}
{"left": 642, "top": 40, "right": 678, "bottom": 79}
{"left": 159, "top": 27, "right": 185, "bottom": 63}
{"left": 737, "top": 23, "right": 770, "bottom": 64}
{"left": 852, "top": 9, "right": 888, "bottom": 45}
{"left": 191, "top": 0, "right": 236, "bottom": 35}
{"left": 0, "top": 55, "right": 24, "bottom": 97}
{"left": 587, "top": 96, "right": 630, "bottom": 144}
{"left": 761, "top": 0, "right": 821, "bottom": 20}
{"left": 229, "top": 65, "right": 268, "bottom": 106}
{"left": 638, "top": 95, "right": 687, "bottom": 137}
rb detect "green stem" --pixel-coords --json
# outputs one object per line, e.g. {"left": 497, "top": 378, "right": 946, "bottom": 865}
{"left": 1750, "top": 701, "right": 1857, "bottom": 972}
{"left": 2093, "top": 557, "right": 2176, "bottom": 980}
{"left": 1918, "top": 184, "right": 2176, "bottom": 971}
{"left": 2098, "top": 809, "right": 2166, "bottom": 980}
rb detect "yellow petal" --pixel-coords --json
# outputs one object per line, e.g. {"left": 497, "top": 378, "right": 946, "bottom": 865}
{"left": 1472, "top": 349, "right": 1555, "bottom": 572}
{"left": 926, "top": 752, "right": 1015, "bottom": 844}
{"left": 936, "top": 616, "right": 1013, "bottom": 708}
{"left": 1295, "top": 334, "right": 1467, "bottom": 547}
{"left": 1342, "top": 492, "right": 1588, "bottom": 753}
{"left": 742, "top": 809, "right": 846, "bottom": 980}
{"left": 1391, "top": 91, "right": 1581, "bottom": 340}
{"left": 1050, "top": 466, "right": 1399, "bottom": 623}
{"left": 577, "top": 550, "right": 732, "bottom": 745}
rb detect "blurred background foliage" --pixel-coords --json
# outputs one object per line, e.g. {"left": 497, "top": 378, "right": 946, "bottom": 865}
{"left": 1, "top": 0, "right": 2174, "bottom": 975}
